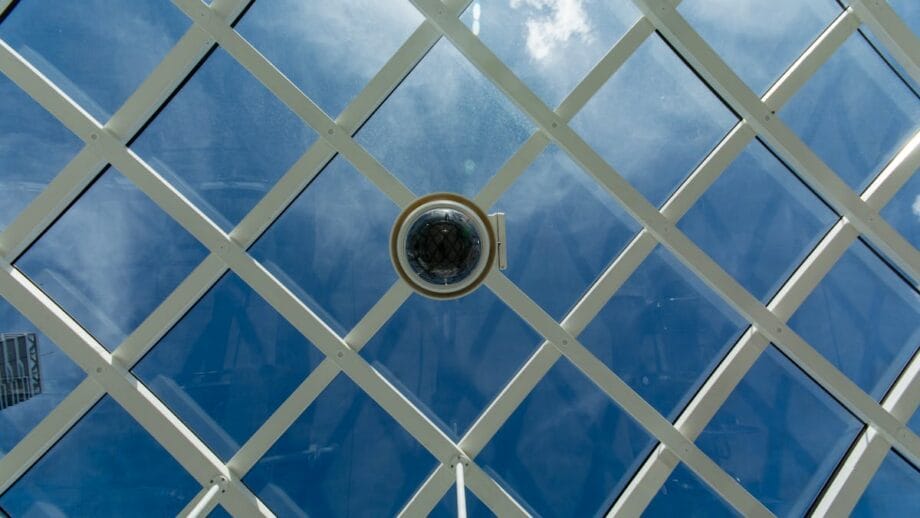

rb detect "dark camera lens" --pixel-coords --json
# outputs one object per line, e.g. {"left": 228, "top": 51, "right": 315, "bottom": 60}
{"left": 405, "top": 208, "right": 482, "bottom": 285}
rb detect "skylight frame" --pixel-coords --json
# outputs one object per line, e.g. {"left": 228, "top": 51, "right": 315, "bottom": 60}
{"left": 0, "top": 0, "right": 915, "bottom": 516}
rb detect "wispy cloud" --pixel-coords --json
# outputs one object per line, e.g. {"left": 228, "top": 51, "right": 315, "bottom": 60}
{"left": 510, "top": 0, "right": 593, "bottom": 61}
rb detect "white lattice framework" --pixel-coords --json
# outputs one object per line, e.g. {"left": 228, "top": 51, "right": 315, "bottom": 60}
{"left": 0, "top": 0, "right": 917, "bottom": 516}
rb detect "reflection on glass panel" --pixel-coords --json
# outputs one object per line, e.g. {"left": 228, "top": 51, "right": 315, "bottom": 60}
{"left": 0, "top": 0, "right": 190, "bottom": 121}
{"left": 0, "top": 396, "right": 199, "bottom": 516}
{"left": 244, "top": 374, "right": 436, "bottom": 517}
{"left": 0, "top": 74, "right": 83, "bottom": 231}
{"left": 461, "top": 0, "right": 641, "bottom": 107}
{"left": 889, "top": 0, "right": 920, "bottom": 37}
{"left": 477, "top": 359, "right": 654, "bottom": 517}
{"left": 357, "top": 39, "right": 533, "bottom": 198}
{"left": 852, "top": 450, "right": 920, "bottom": 517}
{"left": 15, "top": 169, "right": 208, "bottom": 350}
{"left": 571, "top": 34, "right": 736, "bottom": 207}
{"left": 250, "top": 157, "right": 399, "bottom": 336}
{"left": 361, "top": 288, "right": 541, "bottom": 440}
{"left": 0, "top": 299, "right": 84, "bottom": 458}
{"left": 133, "top": 273, "right": 324, "bottom": 461}
{"left": 679, "top": 140, "right": 837, "bottom": 301}
{"left": 781, "top": 33, "right": 920, "bottom": 192}
{"left": 237, "top": 0, "right": 422, "bottom": 118}
{"left": 132, "top": 49, "right": 317, "bottom": 231}
{"left": 644, "top": 462, "right": 740, "bottom": 517}
{"left": 679, "top": 0, "right": 839, "bottom": 94}
{"left": 881, "top": 169, "right": 919, "bottom": 251}
{"left": 696, "top": 346, "right": 861, "bottom": 517}
{"left": 491, "top": 145, "right": 640, "bottom": 320}
{"left": 580, "top": 246, "right": 747, "bottom": 419}
{"left": 431, "top": 485, "right": 493, "bottom": 518}
{"left": 789, "top": 240, "right": 919, "bottom": 400}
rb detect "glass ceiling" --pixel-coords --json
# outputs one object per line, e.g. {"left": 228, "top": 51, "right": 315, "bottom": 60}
{"left": 0, "top": 0, "right": 918, "bottom": 516}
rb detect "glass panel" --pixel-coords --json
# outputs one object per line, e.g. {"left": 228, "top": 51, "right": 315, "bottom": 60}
{"left": 0, "top": 396, "right": 199, "bottom": 516}
{"left": 644, "top": 462, "right": 740, "bottom": 518}
{"left": 132, "top": 48, "right": 317, "bottom": 231}
{"left": 579, "top": 245, "right": 747, "bottom": 419}
{"left": 696, "top": 346, "right": 862, "bottom": 517}
{"left": 0, "top": 0, "right": 190, "bottom": 121}
{"left": 356, "top": 39, "right": 534, "bottom": 198}
{"left": 789, "top": 240, "right": 919, "bottom": 400}
{"left": 236, "top": 0, "right": 423, "bottom": 118}
{"left": 477, "top": 359, "right": 655, "bottom": 517}
{"left": 853, "top": 450, "right": 920, "bottom": 517}
{"left": 679, "top": 0, "right": 840, "bottom": 94}
{"left": 208, "top": 505, "right": 232, "bottom": 518}
{"left": 461, "top": 0, "right": 641, "bottom": 107}
{"left": 250, "top": 156, "right": 399, "bottom": 336}
{"left": 889, "top": 0, "right": 920, "bottom": 37}
{"left": 15, "top": 169, "right": 208, "bottom": 350}
{"left": 0, "top": 74, "right": 83, "bottom": 231}
{"left": 0, "top": 299, "right": 85, "bottom": 458}
{"left": 881, "top": 168, "right": 919, "bottom": 251}
{"left": 679, "top": 140, "right": 837, "bottom": 301}
{"left": 491, "top": 145, "right": 640, "bottom": 320}
{"left": 431, "top": 486, "right": 493, "bottom": 517}
{"left": 133, "top": 272, "right": 324, "bottom": 461}
{"left": 360, "top": 288, "right": 541, "bottom": 440}
{"left": 910, "top": 409, "right": 920, "bottom": 435}
{"left": 781, "top": 33, "right": 920, "bottom": 192}
{"left": 243, "top": 373, "right": 437, "bottom": 517}
{"left": 571, "top": 33, "right": 736, "bottom": 207}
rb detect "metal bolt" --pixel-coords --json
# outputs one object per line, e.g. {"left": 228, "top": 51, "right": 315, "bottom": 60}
{"left": 327, "top": 128, "right": 334, "bottom": 135}
{"left": 95, "top": 367, "right": 103, "bottom": 374}
{"left": 337, "top": 351, "right": 344, "bottom": 358}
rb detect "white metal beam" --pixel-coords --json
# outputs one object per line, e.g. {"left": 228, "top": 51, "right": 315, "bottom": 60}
{"left": 612, "top": 128, "right": 920, "bottom": 516}
{"left": 401, "top": 6, "right": 865, "bottom": 515}
{"left": 846, "top": 0, "right": 920, "bottom": 85}
{"left": 407, "top": 0, "right": 920, "bottom": 473}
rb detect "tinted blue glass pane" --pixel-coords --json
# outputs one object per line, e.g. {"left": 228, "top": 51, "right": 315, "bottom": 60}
{"left": 572, "top": 34, "right": 736, "bottom": 207}
{"left": 133, "top": 48, "right": 317, "bottom": 231}
{"left": 461, "top": 0, "right": 641, "bottom": 107}
{"left": 357, "top": 39, "right": 534, "bottom": 198}
{"left": 889, "top": 0, "right": 920, "bottom": 37}
{"left": 644, "top": 463, "right": 740, "bottom": 518}
{"left": 15, "top": 170, "right": 208, "bottom": 350}
{"left": 580, "top": 246, "right": 747, "bottom": 419}
{"left": 697, "top": 346, "right": 861, "bottom": 516}
{"left": 431, "top": 485, "right": 493, "bottom": 518}
{"left": 250, "top": 157, "right": 399, "bottom": 335}
{"left": 781, "top": 33, "right": 920, "bottom": 191}
{"left": 910, "top": 410, "right": 920, "bottom": 435}
{"left": 477, "top": 359, "right": 655, "bottom": 517}
{"left": 133, "top": 273, "right": 324, "bottom": 461}
{"left": 0, "top": 396, "right": 199, "bottom": 516}
{"left": 853, "top": 450, "right": 920, "bottom": 517}
{"left": 244, "top": 374, "right": 437, "bottom": 517}
{"left": 0, "top": 300, "right": 84, "bottom": 457}
{"left": 881, "top": 169, "right": 919, "bottom": 250}
{"left": 491, "top": 145, "right": 640, "bottom": 320}
{"left": 679, "top": 0, "right": 839, "bottom": 94}
{"left": 0, "top": 74, "right": 82, "bottom": 231}
{"left": 361, "top": 288, "right": 540, "bottom": 439}
{"left": 237, "top": 0, "right": 422, "bottom": 118}
{"left": 208, "top": 504, "right": 232, "bottom": 518}
{"left": 0, "top": 0, "right": 189, "bottom": 121}
{"left": 679, "top": 140, "right": 837, "bottom": 301}
{"left": 789, "top": 240, "right": 919, "bottom": 400}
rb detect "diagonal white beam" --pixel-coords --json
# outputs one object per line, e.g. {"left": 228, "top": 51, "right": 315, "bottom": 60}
{"left": 813, "top": 349, "right": 920, "bottom": 516}
{"left": 407, "top": 0, "right": 920, "bottom": 471}
{"left": 402, "top": 6, "right": 864, "bottom": 514}
{"left": 630, "top": 0, "right": 919, "bottom": 284}
{"left": 612, "top": 128, "right": 920, "bottom": 516}
{"left": 846, "top": 0, "right": 920, "bottom": 85}
{"left": 0, "top": 22, "right": 526, "bottom": 517}
{"left": 0, "top": 262, "right": 271, "bottom": 516}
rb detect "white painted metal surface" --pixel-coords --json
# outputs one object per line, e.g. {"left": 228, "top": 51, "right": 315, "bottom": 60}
{"left": 0, "top": 0, "right": 917, "bottom": 516}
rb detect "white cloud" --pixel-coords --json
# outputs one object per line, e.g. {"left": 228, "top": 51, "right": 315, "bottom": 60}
{"left": 510, "top": 0, "right": 593, "bottom": 61}
{"left": 912, "top": 193, "right": 920, "bottom": 220}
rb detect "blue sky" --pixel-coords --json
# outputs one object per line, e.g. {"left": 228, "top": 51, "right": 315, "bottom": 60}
{"left": 1, "top": 0, "right": 918, "bottom": 516}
